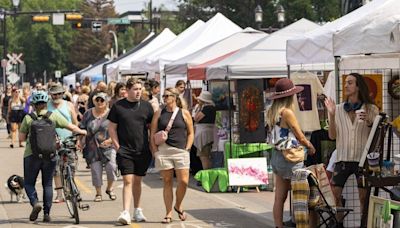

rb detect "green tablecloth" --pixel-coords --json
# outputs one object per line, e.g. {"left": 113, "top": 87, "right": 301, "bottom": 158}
{"left": 194, "top": 168, "right": 228, "bottom": 193}
{"left": 224, "top": 142, "right": 273, "bottom": 168}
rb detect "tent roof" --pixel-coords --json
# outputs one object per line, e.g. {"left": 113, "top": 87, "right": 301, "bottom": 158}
{"left": 130, "top": 20, "right": 205, "bottom": 74}
{"left": 77, "top": 58, "right": 110, "bottom": 79}
{"left": 131, "top": 13, "right": 242, "bottom": 74}
{"left": 286, "top": 0, "right": 389, "bottom": 65}
{"left": 164, "top": 27, "right": 267, "bottom": 78}
{"left": 333, "top": 0, "right": 400, "bottom": 56}
{"left": 206, "top": 18, "right": 321, "bottom": 80}
{"left": 106, "top": 28, "right": 176, "bottom": 71}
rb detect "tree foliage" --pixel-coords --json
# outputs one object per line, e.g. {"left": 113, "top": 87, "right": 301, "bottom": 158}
{"left": 176, "top": 0, "right": 340, "bottom": 29}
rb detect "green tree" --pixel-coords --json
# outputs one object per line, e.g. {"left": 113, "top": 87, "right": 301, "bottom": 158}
{"left": 176, "top": 0, "right": 340, "bottom": 29}
{"left": 69, "top": 0, "right": 117, "bottom": 70}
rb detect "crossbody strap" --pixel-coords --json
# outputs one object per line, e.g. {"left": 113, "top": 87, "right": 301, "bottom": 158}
{"left": 165, "top": 107, "right": 179, "bottom": 132}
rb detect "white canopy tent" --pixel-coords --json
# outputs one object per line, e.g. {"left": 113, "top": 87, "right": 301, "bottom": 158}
{"left": 333, "top": 0, "right": 400, "bottom": 56}
{"left": 131, "top": 13, "right": 242, "bottom": 77}
{"left": 78, "top": 59, "right": 111, "bottom": 86}
{"left": 62, "top": 65, "right": 93, "bottom": 87}
{"left": 286, "top": 0, "right": 389, "bottom": 65}
{"left": 130, "top": 20, "right": 205, "bottom": 75}
{"left": 206, "top": 18, "right": 322, "bottom": 80}
{"left": 164, "top": 27, "right": 267, "bottom": 80}
{"left": 105, "top": 28, "right": 176, "bottom": 78}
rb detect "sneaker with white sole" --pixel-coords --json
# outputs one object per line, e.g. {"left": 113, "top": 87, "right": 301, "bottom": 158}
{"left": 134, "top": 208, "right": 147, "bottom": 222}
{"left": 117, "top": 210, "right": 131, "bottom": 225}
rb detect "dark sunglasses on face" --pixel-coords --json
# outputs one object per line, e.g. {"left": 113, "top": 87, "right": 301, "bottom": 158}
{"left": 78, "top": 101, "right": 85, "bottom": 105}
{"left": 95, "top": 98, "right": 105, "bottom": 103}
{"left": 52, "top": 93, "right": 63, "bottom": 96}
{"left": 162, "top": 94, "right": 174, "bottom": 99}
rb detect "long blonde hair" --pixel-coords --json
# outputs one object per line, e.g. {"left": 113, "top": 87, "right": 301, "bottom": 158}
{"left": 266, "top": 95, "right": 295, "bottom": 127}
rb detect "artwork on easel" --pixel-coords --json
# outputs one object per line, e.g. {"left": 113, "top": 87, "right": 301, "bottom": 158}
{"left": 228, "top": 158, "right": 269, "bottom": 187}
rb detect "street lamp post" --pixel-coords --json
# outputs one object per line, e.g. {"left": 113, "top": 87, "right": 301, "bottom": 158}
{"left": 254, "top": 4, "right": 285, "bottom": 33}
{"left": 1, "top": 0, "right": 21, "bottom": 90}
{"left": 152, "top": 7, "right": 161, "bottom": 34}
{"left": 108, "top": 30, "right": 118, "bottom": 59}
{"left": 254, "top": 4, "right": 262, "bottom": 30}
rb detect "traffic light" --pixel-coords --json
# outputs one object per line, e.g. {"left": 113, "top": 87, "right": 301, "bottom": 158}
{"left": 71, "top": 22, "right": 82, "bottom": 29}
{"left": 65, "top": 13, "right": 83, "bottom": 21}
{"left": 32, "top": 15, "right": 50, "bottom": 23}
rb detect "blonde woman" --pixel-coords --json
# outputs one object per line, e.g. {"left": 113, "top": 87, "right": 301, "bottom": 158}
{"left": 8, "top": 87, "right": 25, "bottom": 148}
{"left": 150, "top": 87, "right": 194, "bottom": 224}
{"left": 266, "top": 78, "right": 316, "bottom": 228}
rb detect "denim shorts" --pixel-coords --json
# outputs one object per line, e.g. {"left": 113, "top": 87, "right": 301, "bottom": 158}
{"left": 271, "top": 149, "right": 304, "bottom": 180}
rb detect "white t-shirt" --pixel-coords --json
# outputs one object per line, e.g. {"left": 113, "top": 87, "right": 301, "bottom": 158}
{"left": 291, "top": 71, "right": 324, "bottom": 132}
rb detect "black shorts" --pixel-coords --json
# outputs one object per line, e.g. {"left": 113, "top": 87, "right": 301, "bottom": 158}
{"left": 116, "top": 153, "right": 151, "bottom": 176}
{"left": 331, "top": 161, "right": 365, "bottom": 188}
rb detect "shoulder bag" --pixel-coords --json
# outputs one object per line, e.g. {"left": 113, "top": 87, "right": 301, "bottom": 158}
{"left": 274, "top": 130, "right": 305, "bottom": 163}
{"left": 154, "top": 107, "right": 179, "bottom": 146}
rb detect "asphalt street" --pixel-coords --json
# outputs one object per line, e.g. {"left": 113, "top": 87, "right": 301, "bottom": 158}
{"left": 0, "top": 127, "right": 289, "bottom": 228}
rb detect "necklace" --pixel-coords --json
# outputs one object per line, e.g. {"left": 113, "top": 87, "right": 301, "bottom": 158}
{"left": 130, "top": 101, "right": 141, "bottom": 112}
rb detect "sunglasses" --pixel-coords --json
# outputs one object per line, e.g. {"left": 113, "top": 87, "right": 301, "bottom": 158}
{"left": 162, "top": 94, "right": 174, "bottom": 98}
{"left": 78, "top": 101, "right": 85, "bottom": 105}
{"left": 95, "top": 98, "right": 105, "bottom": 103}
{"left": 52, "top": 92, "right": 63, "bottom": 96}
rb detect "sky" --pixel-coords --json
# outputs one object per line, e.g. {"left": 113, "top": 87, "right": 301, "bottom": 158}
{"left": 114, "top": 0, "right": 178, "bottom": 14}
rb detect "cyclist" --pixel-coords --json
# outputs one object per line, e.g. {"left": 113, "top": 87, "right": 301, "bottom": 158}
{"left": 19, "top": 91, "right": 86, "bottom": 223}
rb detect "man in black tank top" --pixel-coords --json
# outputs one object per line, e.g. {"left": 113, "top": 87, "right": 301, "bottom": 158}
{"left": 108, "top": 78, "right": 154, "bottom": 225}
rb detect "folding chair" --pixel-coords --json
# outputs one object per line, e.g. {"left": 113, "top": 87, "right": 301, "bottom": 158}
{"left": 307, "top": 174, "right": 353, "bottom": 227}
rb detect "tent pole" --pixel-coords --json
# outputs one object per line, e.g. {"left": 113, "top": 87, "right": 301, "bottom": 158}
{"left": 227, "top": 77, "right": 232, "bottom": 159}
{"left": 287, "top": 65, "right": 291, "bottom": 79}
{"left": 335, "top": 56, "right": 340, "bottom": 103}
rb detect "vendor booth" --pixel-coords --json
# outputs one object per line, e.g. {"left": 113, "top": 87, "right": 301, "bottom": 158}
{"left": 332, "top": 1, "right": 400, "bottom": 226}
{"left": 193, "top": 18, "right": 321, "bottom": 193}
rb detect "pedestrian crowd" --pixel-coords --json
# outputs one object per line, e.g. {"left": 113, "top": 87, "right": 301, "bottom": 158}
{"left": 0, "top": 77, "right": 216, "bottom": 225}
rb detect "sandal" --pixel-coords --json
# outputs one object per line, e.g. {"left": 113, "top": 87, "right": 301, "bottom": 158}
{"left": 94, "top": 195, "right": 102, "bottom": 202}
{"left": 161, "top": 217, "right": 172, "bottom": 224}
{"left": 174, "top": 207, "right": 187, "bottom": 221}
{"left": 105, "top": 190, "right": 117, "bottom": 200}
{"left": 53, "top": 196, "right": 64, "bottom": 203}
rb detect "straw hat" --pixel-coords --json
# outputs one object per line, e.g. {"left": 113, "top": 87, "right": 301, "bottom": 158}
{"left": 268, "top": 78, "right": 304, "bottom": 100}
{"left": 197, "top": 91, "right": 215, "bottom": 105}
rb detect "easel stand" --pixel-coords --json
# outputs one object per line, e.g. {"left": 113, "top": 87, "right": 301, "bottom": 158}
{"left": 360, "top": 114, "right": 400, "bottom": 227}
{"left": 233, "top": 186, "right": 260, "bottom": 193}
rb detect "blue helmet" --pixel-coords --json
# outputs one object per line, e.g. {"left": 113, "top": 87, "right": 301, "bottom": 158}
{"left": 31, "top": 91, "right": 49, "bottom": 104}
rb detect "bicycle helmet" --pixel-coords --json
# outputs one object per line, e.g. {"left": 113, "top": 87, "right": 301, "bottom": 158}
{"left": 31, "top": 91, "right": 49, "bottom": 104}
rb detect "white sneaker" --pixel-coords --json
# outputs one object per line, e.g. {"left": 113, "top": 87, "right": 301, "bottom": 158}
{"left": 134, "top": 208, "right": 147, "bottom": 222}
{"left": 117, "top": 210, "right": 131, "bottom": 225}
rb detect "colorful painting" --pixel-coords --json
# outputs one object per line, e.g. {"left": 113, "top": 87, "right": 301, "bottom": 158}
{"left": 209, "top": 81, "right": 233, "bottom": 110}
{"left": 342, "top": 74, "right": 383, "bottom": 110}
{"left": 237, "top": 79, "right": 265, "bottom": 143}
{"left": 228, "top": 158, "right": 269, "bottom": 186}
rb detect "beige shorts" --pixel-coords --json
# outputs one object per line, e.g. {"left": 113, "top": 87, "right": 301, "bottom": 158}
{"left": 155, "top": 143, "right": 190, "bottom": 170}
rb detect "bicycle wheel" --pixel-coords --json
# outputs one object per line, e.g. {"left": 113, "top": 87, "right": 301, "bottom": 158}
{"left": 62, "top": 168, "right": 75, "bottom": 218}
{"left": 67, "top": 168, "right": 80, "bottom": 224}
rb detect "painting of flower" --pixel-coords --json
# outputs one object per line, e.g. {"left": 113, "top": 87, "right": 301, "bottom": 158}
{"left": 228, "top": 158, "right": 269, "bottom": 186}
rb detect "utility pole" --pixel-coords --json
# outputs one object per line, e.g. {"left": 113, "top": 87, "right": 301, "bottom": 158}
{"left": 149, "top": 0, "right": 153, "bottom": 32}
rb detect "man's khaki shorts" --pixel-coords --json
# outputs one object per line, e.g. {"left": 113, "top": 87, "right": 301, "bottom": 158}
{"left": 154, "top": 143, "right": 190, "bottom": 170}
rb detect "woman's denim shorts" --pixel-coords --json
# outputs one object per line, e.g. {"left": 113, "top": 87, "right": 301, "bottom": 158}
{"left": 271, "top": 149, "right": 304, "bottom": 180}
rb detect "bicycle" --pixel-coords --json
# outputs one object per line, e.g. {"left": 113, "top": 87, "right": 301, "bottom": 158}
{"left": 57, "top": 134, "right": 89, "bottom": 224}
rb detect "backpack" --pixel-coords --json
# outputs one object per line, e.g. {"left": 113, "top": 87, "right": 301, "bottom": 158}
{"left": 29, "top": 112, "right": 57, "bottom": 160}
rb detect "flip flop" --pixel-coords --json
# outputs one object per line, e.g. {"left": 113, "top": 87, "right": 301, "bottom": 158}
{"left": 105, "top": 190, "right": 117, "bottom": 200}
{"left": 174, "top": 207, "right": 187, "bottom": 221}
{"left": 94, "top": 195, "right": 102, "bottom": 202}
{"left": 161, "top": 217, "right": 172, "bottom": 224}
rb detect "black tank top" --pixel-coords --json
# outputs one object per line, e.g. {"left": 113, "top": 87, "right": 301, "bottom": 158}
{"left": 2, "top": 95, "right": 11, "bottom": 111}
{"left": 158, "top": 108, "right": 187, "bottom": 149}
